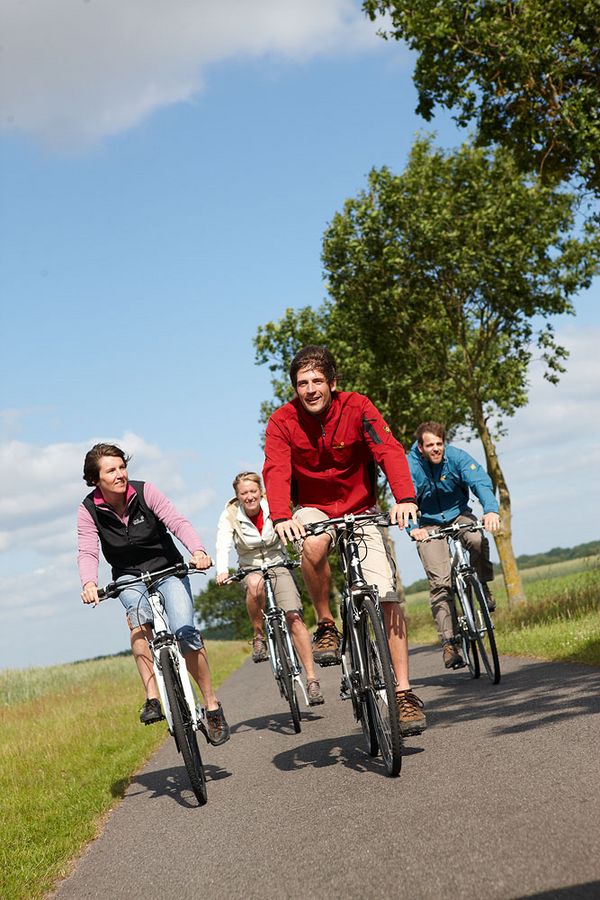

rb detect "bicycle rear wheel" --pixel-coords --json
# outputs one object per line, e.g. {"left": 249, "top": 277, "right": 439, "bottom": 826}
{"left": 273, "top": 620, "right": 302, "bottom": 733}
{"left": 454, "top": 576, "right": 480, "bottom": 678}
{"left": 467, "top": 575, "right": 501, "bottom": 684}
{"left": 160, "top": 647, "right": 208, "bottom": 805}
{"left": 360, "top": 596, "right": 403, "bottom": 777}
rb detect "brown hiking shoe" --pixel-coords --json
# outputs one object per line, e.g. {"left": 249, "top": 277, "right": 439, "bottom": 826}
{"left": 483, "top": 585, "right": 496, "bottom": 612}
{"left": 395, "top": 690, "right": 426, "bottom": 737}
{"left": 312, "top": 620, "right": 341, "bottom": 666}
{"left": 442, "top": 641, "right": 465, "bottom": 670}
{"left": 251, "top": 634, "right": 268, "bottom": 663}
{"left": 307, "top": 679, "right": 325, "bottom": 706}
{"left": 204, "top": 703, "right": 230, "bottom": 746}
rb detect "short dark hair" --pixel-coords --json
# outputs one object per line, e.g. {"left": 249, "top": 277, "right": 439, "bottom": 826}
{"left": 415, "top": 421, "right": 446, "bottom": 445}
{"left": 83, "top": 443, "right": 131, "bottom": 486}
{"left": 289, "top": 345, "right": 337, "bottom": 387}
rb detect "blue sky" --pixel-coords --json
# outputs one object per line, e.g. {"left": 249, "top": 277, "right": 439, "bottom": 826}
{"left": 1, "top": 0, "right": 598, "bottom": 671}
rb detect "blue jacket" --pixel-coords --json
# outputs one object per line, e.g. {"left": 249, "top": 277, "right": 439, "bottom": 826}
{"left": 407, "top": 442, "right": 499, "bottom": 527}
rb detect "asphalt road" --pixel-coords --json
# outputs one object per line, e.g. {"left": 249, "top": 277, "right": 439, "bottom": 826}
{"left": 53, "top": 646, "right": 600, "bottom": 899}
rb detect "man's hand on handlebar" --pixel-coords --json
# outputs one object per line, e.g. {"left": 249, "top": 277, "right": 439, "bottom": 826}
{"left": 81, "top": 581, "right": 100, "bottom": 605}
{"left": 190, "top": 550, "right": 212, "bottom": 571}
{"left": 482, "top": 512, "right": 500, "bottom": 533}
{"left": 409, "top": 527, "right": 429, "bottom": 542}
{"left": 389, "top": 502, "right": 419, "bottom": 530}
{"left": 274, "top": 518, "right": 305, "bottom": 543}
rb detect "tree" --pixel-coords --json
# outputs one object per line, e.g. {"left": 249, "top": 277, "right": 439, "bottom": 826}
{"left": 194, "top": 576, "right": 252, "bottom": 639}
{"left": 256, "top": 137, "right": 599, "bottom": 605}
{"left": 363, "top": 0, "right": 600, "bottom": 192}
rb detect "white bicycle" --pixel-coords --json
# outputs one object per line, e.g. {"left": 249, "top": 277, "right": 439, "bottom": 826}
{"left": 98, "top": 562, "right": 209, "bottom": 805}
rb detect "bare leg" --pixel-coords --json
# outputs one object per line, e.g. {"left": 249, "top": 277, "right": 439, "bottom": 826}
{"left": 184, "top": 648, "right": 219, "bottom": 711}
{"left": 301, "top": 534, "right": 336, "bottom": 622}
{"left": 245, "top": 573, "right": 266, "bottom": 636}
{"left": 130, "top": 624, "right": 159, "bottom": 700}
{"left": 286, "top": 612, "right": 317, "bottom": 681}
{"left": 382, "top": 603, "right": 411, "bottom": 691}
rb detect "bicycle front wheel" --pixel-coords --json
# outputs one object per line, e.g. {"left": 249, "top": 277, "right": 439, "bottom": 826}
{"left": 345, "top": 602, "right": 378, "bottom": 758}
{"left": 160, "top": 647, "right": 208, "bottom": 805}
{"left": 360, "top": 596, "right": 403, "bottom": 777}
{"left": 273, "top": 620, "right": 301, "bottom": 733}
{"left": 454, "top": 577, "right": 480, "bottom": 679}
{"left": 467, "top": 575, "right": 501, "bottom": 684}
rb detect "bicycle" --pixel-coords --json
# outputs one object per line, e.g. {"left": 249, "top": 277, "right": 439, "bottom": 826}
{"left": 304, "top": 512, "right": 403, "bottom": 777}
{"left": 226, "top": 560, "right": 306, "bottom": 733}
{"left": 421, "top": 521, "right": 501, "bottom": 684}
{"left": 97, "top": 562, "right": 209, "bottom": 805}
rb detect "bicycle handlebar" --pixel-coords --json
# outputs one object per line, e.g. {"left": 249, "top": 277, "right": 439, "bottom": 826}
{"left": 97, "top": 562, "right": 204, "bottom": 600}
{"left": 225, "top": 559, "right": 300, "bottom": 583}
{"left": 303, "top": 511, "right": 391, "bottom": 536}
{"left": 421, "top": 521, "right": 485, "bottom": 542}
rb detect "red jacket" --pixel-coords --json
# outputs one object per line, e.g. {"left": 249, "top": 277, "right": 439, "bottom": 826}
{"left": 263, "top": 391, "right": 416, "bottom": 522}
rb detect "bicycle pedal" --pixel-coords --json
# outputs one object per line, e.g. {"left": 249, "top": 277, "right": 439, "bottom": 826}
{"left": 316, "top": 655, "right": 342, "bottom": 668}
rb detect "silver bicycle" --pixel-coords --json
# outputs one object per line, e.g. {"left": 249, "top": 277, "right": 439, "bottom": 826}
{"left": 422, "top": 521, "right": 501, "bottom": 684}
{"left": 227, "top": 560, "right": 307, "bottom": 733}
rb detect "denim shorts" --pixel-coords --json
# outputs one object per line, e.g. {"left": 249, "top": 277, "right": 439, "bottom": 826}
{"left": 116, "top": 573, "right": 204, "bottom": 654}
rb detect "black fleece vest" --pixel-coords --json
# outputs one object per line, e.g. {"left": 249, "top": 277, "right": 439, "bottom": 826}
{"left": 83, "top": 480, "right": 184, "bottom": 580}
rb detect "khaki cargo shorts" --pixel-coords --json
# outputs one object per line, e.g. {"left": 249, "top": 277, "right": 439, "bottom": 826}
{"left": 293, "top": 506, "right": 403, "bottom": 605}
{"left": 243, "top": 565, "right": 302, "bottom": 615}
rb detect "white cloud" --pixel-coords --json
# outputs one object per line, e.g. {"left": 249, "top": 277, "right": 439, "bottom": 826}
{"left": 0, "top": 0, "right": 385, "bottom": 147}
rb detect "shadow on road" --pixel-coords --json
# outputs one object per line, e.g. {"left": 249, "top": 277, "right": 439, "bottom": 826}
{"left": 271, "top": 730, "right": 423, "bottom": 777}
{"left": 409, "top": 648, "right": 600, "bottom": 734}
{"left": 526, "top": 881, "right": 600, "bottom": 898}
{"left": 230, "top": 709, "right": 324, "bottom": 736}
{"left": 116, "top": 761, "right": 232, "bottom": 809}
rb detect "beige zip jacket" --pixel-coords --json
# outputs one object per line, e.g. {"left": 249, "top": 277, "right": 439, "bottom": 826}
{"left": 215, "top": 496, "right": 288, "bottom": 576}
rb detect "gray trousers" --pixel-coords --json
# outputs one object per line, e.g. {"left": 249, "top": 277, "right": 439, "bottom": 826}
{"left": 416, "top": 513, "right": 493, "bottom": 643}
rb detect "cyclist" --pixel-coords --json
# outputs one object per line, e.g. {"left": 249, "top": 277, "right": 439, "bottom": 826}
{"left": 77, "top": 442, "right": 230, "bottom": 745}
{"left": 407, "top": 422, "right": 500, "bottom": 670}
{"left": 215, "top": 471, "right": 324, "bottom": 705}
{"left": 263, "top": 345, "right": 426, "bottom": 737}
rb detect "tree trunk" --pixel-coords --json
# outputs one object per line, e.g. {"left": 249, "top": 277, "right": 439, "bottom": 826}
{"left": 472, "top": 405, "right": 526, "bottom": 607}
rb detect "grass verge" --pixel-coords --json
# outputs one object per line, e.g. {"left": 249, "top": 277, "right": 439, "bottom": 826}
{"left": 406, "top": 557, "right": 600, "bottom": 666}
{"left": 0, "top": 640, "right": 250, "bottom": 900}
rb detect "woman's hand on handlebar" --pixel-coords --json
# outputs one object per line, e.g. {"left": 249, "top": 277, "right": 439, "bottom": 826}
{"left": 215, "top": 572, "right": 230, "bottom": 585}
{"left": 81, "top": 581, "right": 99, "bottom": 605}
{"left": 410, "top": 527, "right": 429, "bottom": 542}
{"left": 190, "top": 550, "right": 212, "bottom": 571}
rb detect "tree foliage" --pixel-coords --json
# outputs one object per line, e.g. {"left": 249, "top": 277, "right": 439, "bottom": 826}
{"left": 363, "top": 0, "right": 600, "bottom": 192}
{"left": 254, "top": 136, "right": 599, "bottom": 604}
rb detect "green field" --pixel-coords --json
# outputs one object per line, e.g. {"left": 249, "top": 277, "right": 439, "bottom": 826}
{"left": 0, "top": 640, "right": 250, "bottom": 900}
{"left": 406, "top": 555, "right": 600, "bottom": 665}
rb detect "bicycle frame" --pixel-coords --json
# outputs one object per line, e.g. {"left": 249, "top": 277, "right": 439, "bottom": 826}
{"left": 261, "top": 568, "right": 308, "bottom": 706}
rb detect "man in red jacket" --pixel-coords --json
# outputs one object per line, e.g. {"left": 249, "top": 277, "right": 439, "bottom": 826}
{"left": 263, "top": 345, "right": 426, "bottom": 736}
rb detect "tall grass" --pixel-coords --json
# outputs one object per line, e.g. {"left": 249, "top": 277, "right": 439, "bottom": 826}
{"left": 0, "top": 641, "right": 250, "bottom": 900}
{"left": 406, "top": 556, "right": 600, "bottom": 665}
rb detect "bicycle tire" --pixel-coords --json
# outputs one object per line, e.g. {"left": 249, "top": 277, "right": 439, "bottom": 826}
{"left": 345, "top": 599, "right": 379, "bottom": 757}
{"left": 454, "top": 577, "right": 480, "bottom": 678}
{"left": 467, "top": 575, "right": 501, "bottom": 684}
{"left": 360, "top": 596, "right": 403, "bottom": 777}
{"left": 273, "top": 619, "right": 302, "bottom": 733}
{"left": 160, "top": 647, "right": 208, "bottom": 805}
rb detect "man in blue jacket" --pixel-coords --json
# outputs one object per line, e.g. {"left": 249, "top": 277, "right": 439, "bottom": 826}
{"left": 407, "top": 422, "right": 500, "bottom": 669}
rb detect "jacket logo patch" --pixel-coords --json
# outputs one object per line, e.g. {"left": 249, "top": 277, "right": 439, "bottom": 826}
{"left": 440, "top": 476, "right": 446, "bottom": 481}
{"left": 469, "top": 464, "right": 477, "bottom": 470}
{"left": 132, "top": 515, "right": 145, "bottom": 525}
{"left": 333, "top": 442, "right": 345, "bottom": 449}
{"left": 383, "top": 425, "right": 391, "bottom": 433}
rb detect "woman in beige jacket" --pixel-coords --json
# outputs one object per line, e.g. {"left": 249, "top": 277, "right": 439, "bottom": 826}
{"left": 215, "top": 471, "right": 324, "bottom": 705}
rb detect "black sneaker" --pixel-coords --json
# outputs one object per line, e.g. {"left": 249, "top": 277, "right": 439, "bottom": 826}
{"left": 139, "top": 698, "right": 165, "bottom": 725}
{"left": 205, "top": 703, "right": 230, "bottom": 746}
{"left": 312, "top": 620, "right": 341, "bottom": 666}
